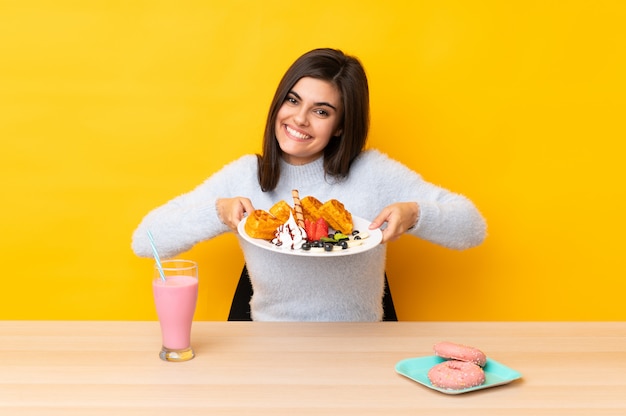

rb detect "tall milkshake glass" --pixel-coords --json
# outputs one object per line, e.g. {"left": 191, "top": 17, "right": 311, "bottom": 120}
{"left": 152, "top": 259, "right": 198, "bottom": 362}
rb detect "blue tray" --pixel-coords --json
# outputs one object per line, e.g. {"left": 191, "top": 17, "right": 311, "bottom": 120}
{"left": 395, "top": 355, "right": 522, "bottom": 395}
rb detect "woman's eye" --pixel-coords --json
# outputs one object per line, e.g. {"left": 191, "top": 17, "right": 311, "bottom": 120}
{"left": 314, "top": 109, "right": 329, "bottom": 117}
{"left": 286, "top": 97, "right": 298, "bottom": 104}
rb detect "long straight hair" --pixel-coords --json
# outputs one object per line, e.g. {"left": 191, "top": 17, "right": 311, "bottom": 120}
{"left": 257, "top": 48, "right": 370, "bottom": 192}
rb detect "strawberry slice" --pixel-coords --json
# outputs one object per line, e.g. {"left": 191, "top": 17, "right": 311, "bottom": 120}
{"left": 315, "top": 217, "right": 329, "bottom": 241}
{"left": 304, "top": 219, "right": 317, "bottom": 242}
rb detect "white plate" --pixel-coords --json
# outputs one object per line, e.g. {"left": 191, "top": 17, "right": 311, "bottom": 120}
{"left": 237, "top": 215, "right": 382, "bottom": 257}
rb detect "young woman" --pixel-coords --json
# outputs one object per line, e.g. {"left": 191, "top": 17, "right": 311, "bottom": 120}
{"left": 132, "top": 48, "right": 486, "bottom": 321}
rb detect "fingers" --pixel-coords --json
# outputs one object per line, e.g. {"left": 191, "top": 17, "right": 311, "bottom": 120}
{"left": 216, "top": 197, "right": 255, "bottom": 231}
{"left": 369, "top": 202, "right": 420, "bottom": 243}
{"left": 239, "top": 198, "right": 255, "bottom": 217}
{"left": 368, "top": 207, "right": 391, "bottom": 230}
{"left": 369, "top": 207, "right": 402, "bottom": 243}
{"left": 232, "top": 198, "right": 254, "bottom": 229}
{"left": 380, "top": 222, "right": 403, "bottom": 243}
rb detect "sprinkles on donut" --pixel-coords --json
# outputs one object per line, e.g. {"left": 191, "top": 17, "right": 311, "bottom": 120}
{"left": 427, "top": 360, "right": 486, "bottom": 390}
{"left": 433, "top": 341, "right": 487, "bottom": 367}
{"left": 427, "top": 341, "right": 488, "bottom": 390}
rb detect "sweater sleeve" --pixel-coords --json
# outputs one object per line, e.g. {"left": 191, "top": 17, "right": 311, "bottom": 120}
{"left": 354, "top": 150, "right": 486, "bottom": 250}
{"left": 411, "top": 191, "right": 486, "bottom": 250}
{"left": 130, "top": 155, "right": 258, "bottom": 259}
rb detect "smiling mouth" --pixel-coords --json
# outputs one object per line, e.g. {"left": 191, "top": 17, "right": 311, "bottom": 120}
{"left": 285, "top": 125, "right": 312, "bottom": 140}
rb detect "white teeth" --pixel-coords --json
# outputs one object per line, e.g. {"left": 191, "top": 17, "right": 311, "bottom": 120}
{"left": 286, "top": 125, "right": 310, "bottom": 139}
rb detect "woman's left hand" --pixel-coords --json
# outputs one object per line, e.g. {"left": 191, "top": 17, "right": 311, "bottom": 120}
{"left": 369, "top": 202, "right": 419, "bottom": 243}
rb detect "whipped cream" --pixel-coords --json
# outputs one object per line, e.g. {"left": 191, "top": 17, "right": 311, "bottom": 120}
{"left": 271, "top": 212, "right": 307, "bottom": 250}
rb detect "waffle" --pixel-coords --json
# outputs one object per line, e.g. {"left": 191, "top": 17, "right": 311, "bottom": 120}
{"left": 301, "top": 196, "right": 323, "bottom": 222}
{"left": 319, "top": 199, "right": 353, "bottom": 234}
{"left": 269, "top": 200, "right": 293, "bottom": 223}
{"left": 244, "top": 209, "right": 283, "bottom": 240}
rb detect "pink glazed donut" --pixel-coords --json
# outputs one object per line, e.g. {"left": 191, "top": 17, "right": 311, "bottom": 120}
{"left": 428, "top": 360, "right": 486, "bottom": 390}
{"left": 433, "top": 341, "right": 487, "bottom": 367}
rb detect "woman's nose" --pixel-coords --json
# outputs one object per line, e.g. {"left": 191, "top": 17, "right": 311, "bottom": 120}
{"left": 294, "top": 108, "right": 309, "bottom": 126}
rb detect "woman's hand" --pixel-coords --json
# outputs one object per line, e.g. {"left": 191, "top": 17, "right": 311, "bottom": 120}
{"left": 215, "top": 197, "right": 255, "bottom": 232}
{"left": 369, "top": 202, "right": 420, "bottom": 243}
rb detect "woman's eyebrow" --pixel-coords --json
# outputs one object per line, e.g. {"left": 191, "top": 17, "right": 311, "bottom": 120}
{"left": 289, "top": 90, "right": 338, "bottom": 111}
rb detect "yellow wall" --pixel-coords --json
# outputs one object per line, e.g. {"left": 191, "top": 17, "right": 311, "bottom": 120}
{"left": 1, "top": 1, "right": 624, "bottom": 321}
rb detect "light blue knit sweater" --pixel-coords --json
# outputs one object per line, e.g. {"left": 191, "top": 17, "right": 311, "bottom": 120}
{"left": 131, "top": 149, "right": 486, "bottom": 321}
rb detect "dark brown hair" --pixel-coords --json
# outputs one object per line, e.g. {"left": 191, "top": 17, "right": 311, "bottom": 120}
{"left": 257, "top": 48, "right": 370, "bottom": 192}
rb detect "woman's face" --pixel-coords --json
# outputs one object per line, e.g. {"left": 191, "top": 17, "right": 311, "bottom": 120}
{"left": 275, "top": 77, "right": 343, "bottom": 165}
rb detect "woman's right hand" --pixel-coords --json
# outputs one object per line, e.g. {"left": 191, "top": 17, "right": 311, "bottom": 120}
{"left": 215, "top": 197, "right": 255, "bottom": 232}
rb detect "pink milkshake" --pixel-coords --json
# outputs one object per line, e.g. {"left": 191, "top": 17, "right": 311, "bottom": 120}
{"left": 152, "top": 260, "right": 198, "bottom": 361}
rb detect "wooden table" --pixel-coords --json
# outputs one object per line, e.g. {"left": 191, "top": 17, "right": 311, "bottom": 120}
{"left": 1, "top": 321, "right": 625, "bottom": 415}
